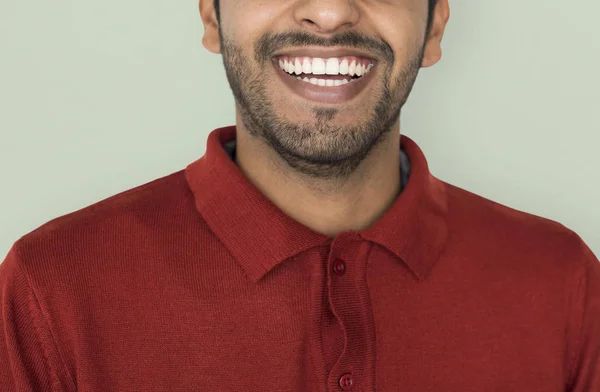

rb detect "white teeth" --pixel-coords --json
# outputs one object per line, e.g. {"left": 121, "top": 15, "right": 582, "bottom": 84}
{"left": 339, "top": 59, "right": 349, "bottom": 75}
{"left": 356, "top": 63, "right": 363, "bottom": 77}
{"left": 312, "top": 58, "right": 326, "bottom": 75}
{"left": 325, "top": 58, "right": 339, "bottom": 75}
{"left": 294, "top": 76, "right": 352, "bottom": 87}
{"left": 302, "top": 58, "right": 312, "bottom": 74}
{"left": 294, "top": 58, "right": 302, "bottom": 75}
{"left": 278, "top": 57, "right": 374, "bottom": 85}
{"left": 348, "top": 60, "right": 356, "bottom": 77}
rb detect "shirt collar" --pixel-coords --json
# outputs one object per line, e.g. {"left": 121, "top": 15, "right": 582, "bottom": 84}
{"left": 185, "top": 126, "right": 449, "bottom": 283}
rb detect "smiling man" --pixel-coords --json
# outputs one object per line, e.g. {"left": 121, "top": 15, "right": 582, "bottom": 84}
{"left": 1, "top": 0, "right": 599, "bottom": 391}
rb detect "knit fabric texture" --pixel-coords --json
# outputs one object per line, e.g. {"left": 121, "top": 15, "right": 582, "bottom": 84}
{"left": 1, "top": 126, "right": 599, "bottom": 391}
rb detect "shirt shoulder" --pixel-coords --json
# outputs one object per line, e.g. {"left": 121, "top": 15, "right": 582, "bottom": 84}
{"left": 6, "top": 169, "right": 198, "bottom": 281}
{"left": 441, "top": 180, "right": 597, "bottom": 272}
{"left": 28, "top": 169, "right": 188, "bottom": 236}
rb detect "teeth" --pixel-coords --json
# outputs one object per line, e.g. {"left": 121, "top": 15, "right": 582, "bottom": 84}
{"left": 294, "top": 58, "right": 302, "bottom": 75}
{"left": 278, "top": 56, "right": 374, "bottom": 86}
{"left": 296, "top": 77, "right": 354, "bottom": 87}
{"left": 312, "top": 58, "right": 326, "bottom": 75}
{"left": 302, "top": 58, "right": 312, "bottom": 74}
{"left": 339, "top": 59, "right": 349, "bottom": 75}
{"left": 356, "top": 63, "right": 363, "bottom": 77}
{"left": 325, "top": 58, "right": 339, "bottom": 75}
{"left": 348, "top": 60, "right": 356, "bottom": 77}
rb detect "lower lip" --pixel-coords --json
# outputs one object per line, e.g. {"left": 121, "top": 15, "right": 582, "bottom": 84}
{"left": 272, "top": 60, "right": 377, "bottom": 105}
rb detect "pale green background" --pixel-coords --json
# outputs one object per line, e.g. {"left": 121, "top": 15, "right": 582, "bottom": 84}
{"left": 1, "top": 0, "right": 598, "bottom": 259}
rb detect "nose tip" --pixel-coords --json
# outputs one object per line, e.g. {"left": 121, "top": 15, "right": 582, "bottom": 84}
{"left": 294, "top": 0, "right": 359, "bottom": 34}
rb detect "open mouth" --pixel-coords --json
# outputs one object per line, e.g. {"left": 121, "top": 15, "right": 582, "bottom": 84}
{"left": 276, "top": 56, "right": 374, "bottom": 87}
{"left": 272, "top": 54, "right": 377, "bottom": 104}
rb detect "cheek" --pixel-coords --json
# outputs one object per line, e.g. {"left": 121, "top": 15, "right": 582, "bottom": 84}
{"left": 220, "top": 0, "right": 285, "bottom": 43}
{"left": 379, "top": 19, "right": 426, "bottom": 78}
{"left": 361, "top": 2, "right": 427, "bottom": 63}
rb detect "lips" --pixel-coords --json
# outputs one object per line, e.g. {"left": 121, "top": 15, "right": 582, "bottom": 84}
{"left": 272, "top": 53, "right": 378, "bottom": 104}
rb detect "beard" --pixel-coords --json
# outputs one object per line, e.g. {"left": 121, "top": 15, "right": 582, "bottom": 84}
{"left": 220, "top": 30, "right": 425, "bottom": 180}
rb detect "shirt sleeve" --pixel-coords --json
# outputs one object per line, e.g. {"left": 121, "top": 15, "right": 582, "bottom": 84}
{"left": 0, "top": 242, "right": 70, "bottom": 392}
{"left": 566, "top": 237, "right": 600, "bottom": 392}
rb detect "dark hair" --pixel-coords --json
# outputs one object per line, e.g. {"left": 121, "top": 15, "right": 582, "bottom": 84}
{"left": 213, "top": 0, "right": 439, "bottom": 30}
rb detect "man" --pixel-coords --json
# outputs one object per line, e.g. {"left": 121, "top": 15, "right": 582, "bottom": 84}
{"left": 1, "top": 0, "right": 598, "bottom": 390}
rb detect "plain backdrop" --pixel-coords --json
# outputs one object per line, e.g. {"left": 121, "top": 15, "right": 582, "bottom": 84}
{"left": 1, "top": 0, "right": 599, "bottom": 259}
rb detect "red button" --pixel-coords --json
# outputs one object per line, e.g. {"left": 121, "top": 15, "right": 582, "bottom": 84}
{"left": 332, "top": 259, "right": 346, "bottom": 276}
{"left": 339, "top": 373, "right": 354, "bottom": 390}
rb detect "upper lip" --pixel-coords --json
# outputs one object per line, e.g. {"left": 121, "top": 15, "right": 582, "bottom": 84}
{"left": 273, "top": 47, "right": 377, "bottom": 61}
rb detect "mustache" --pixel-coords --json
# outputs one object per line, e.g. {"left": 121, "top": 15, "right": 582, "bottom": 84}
{"left": 254, "top": 30, "right": 394, "bottom": 65}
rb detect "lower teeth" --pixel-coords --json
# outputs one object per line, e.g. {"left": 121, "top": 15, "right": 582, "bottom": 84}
{"left": 294, "top": 76, "right": 355, "bottom": 86}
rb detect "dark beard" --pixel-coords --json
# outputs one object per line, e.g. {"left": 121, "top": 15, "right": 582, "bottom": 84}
{"left": 220, "top": 30, "right": 425, "bottom": 180}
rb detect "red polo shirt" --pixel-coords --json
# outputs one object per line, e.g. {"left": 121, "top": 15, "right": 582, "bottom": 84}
{"left": 1, "top": 126, "right": 599, "bottom": 391}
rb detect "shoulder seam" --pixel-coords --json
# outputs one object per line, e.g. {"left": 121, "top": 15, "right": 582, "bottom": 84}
{"left": 564, "top": 231, "right": 592, "bottom": 389}
{"left": 12, "top": 241, "right": 77, "bottom": 392}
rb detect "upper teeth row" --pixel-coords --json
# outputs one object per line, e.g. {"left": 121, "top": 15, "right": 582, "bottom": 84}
{"left": 278, "top": 57, "right": 373, "bottom": 77}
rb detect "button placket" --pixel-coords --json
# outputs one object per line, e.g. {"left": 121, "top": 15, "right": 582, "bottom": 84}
{"left": 326, "top": 234, "right": 376, "bottom": 392}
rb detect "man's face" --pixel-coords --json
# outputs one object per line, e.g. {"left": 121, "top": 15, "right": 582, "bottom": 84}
{"left": 203, "top": 0, "right": 439, "bottom": 179}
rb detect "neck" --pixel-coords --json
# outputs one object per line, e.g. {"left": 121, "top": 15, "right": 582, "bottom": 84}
{"left": 234, "top": 120, "right": 403, "bottom": 237}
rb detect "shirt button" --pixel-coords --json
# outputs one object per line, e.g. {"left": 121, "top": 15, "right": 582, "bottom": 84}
{"left": 339, "top": 373, "right": 354, "bottom": 390}
{"left": 332, "top": 258, "right": 346, "bottom": 276}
